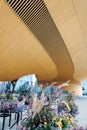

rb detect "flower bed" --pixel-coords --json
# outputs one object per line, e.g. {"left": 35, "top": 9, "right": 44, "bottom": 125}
{"left": 16, "top": 104, "right": 84, "bottom": 130}
{"left": 16, "top": 87, "right": 85, "bottom": 130}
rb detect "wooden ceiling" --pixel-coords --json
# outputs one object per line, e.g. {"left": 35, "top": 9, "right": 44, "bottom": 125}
{"left": 0, "top": 0, "right": 87, "bottom": 84}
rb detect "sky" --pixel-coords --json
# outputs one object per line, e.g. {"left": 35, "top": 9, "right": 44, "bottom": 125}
{"left": 82, "top": 80, "right": 87, "bottom": 94}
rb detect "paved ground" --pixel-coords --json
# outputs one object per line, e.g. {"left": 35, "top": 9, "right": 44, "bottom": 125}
{"left": 0, "top": 96, "right": 87, "bottom": 130}
{"left": 0, "top": 113, "right": 16, "bottom": 130}
{"left": 0, "top": 111, "right": 27, "bottom": 130}
{"left": 74, "top": 96, "right": 87, "bottom": 129}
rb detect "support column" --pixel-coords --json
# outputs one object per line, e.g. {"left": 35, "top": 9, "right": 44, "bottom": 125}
{"left": 63, "top": 83, "right": 82, "bottom": 96}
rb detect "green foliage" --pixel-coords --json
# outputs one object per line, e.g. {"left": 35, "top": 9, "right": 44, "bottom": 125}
{"left": 64, "top": 94, "right": 79, "bottom": 117}
{"left": 62, "top": 119, "right": 70, "bottom": 128}
{"left": 19, "top": 105, "right": 58, "bottom": 130}
{"left": 6, "top": 93, "right": 13, "bottom": 100}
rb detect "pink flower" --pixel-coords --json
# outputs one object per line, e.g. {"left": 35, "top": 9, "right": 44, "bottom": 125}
{"left": 20, "top": 125, "right": 22, "bottom": 128}
{"left": 23, "top": 126, "right": 26, "bottom": 130}
{"left": 18, "top": 120, "right": 22, "bottom": 125}
{"left": 45, "top": 82, "right": 49, "bottom": 86}
{"left": 15, "top": 125, "right": 19, "bottom": 129}
{"left": 6, "top": 102, "right": 9, "bottom": 108}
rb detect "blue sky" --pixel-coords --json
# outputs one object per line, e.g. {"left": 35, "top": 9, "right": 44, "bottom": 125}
{"left": 82, "top": 80, "right": 87, "bottom": 94}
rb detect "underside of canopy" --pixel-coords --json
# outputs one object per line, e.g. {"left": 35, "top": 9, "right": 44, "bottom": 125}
{"left": 0, "top": 0, "right": 87, "bottom": 87}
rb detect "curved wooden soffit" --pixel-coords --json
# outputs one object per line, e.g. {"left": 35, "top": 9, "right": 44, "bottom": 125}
{"left": 5, "top": 0, "right": 74, "bottom": 82}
